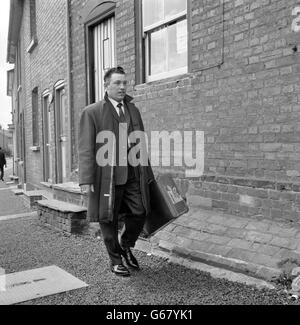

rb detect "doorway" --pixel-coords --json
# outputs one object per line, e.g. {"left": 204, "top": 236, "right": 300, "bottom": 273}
{"left": 54, "top": 82, "right": 69, "bottom": 184}
{"left": 42, "top": 92, "right": 53, "bottom": 183}
{"left": 90, "top": 16, "right": 116, "bottom": 102}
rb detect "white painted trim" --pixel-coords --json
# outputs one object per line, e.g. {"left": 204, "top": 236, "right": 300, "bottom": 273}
{"left": 42, "top": 89, "right": 50, "bottom": 97}
{"left": 26, "top": 38, "right": 38, "bottom": 53}
{"left": 29, "top": 146, "right": 40, "bottom": 152}
{"left": 147, "top": 67, "right": 188, "bottom": 83}
{"left": 144, "top": 11, "right": 187, "bottom": 32}
{"left": 54, "top": 80, "right": 65, "bottom": 90}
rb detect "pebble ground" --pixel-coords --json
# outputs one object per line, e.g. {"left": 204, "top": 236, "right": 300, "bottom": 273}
{"left": 1, "top": 159, "right": 299, "bottom": 305}
{"left": 0, "top": 216, "right": 299, "bottom": 305}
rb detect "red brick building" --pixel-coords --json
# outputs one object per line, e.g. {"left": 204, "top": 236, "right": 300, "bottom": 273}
{"left": 7, "top": 0, "right": 70, "bottom": 187}
{"left": 7, "top": 0, "right": 300, "bottom": 222}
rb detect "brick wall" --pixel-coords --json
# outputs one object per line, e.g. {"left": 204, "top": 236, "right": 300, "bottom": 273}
{"left": 70, "top": 0, "right": 300, "bottom": 221}
{"left": 70, "top": 0, "right": 136, "bottom": 168}
{"left": 19, "top": 0, "right": 69, "bottom": 188}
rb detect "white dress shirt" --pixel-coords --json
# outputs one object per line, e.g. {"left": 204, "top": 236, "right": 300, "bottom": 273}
{"left": 108, "top": 97, "right": 125, "bottom": 117}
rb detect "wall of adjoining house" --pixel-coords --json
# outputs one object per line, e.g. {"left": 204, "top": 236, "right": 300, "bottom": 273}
{"left": 19, "top": 0, "right": 69, "bottom": 188}
{"left": 70, "top": 0, "right": 300, "bottom": 222}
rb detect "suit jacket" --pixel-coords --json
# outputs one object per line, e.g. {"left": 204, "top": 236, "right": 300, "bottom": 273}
{"left": 0, "top": 150, "right": 6, "bottom": 167}
{"left": 78, "top": 94, "right": 154, "bottom": 223}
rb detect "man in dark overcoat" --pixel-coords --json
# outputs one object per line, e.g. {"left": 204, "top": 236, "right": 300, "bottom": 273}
{"left": 0, "top": 147, "right": 7, "bottom": 182}
{"left": 78, "top": 67, "right": 154, "bottom": 277}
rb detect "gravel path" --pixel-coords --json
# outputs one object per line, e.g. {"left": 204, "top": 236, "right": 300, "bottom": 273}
{"left": 0, "top": 216, "right": 299, "bottom": 305}
{"left": 0, "top": 162, "right": 31, "bottom": 217}
{"left": 0, "top": 188, "right": 31, "bottom": 217}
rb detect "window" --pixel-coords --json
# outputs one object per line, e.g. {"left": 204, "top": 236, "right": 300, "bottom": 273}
{"left": 142, "top": 0, "right": 188, "bottom": 82}
{"left": 28, "top": 0, "right": 38, "bottom": 52}
{"left": 32, "top": 87, "right": 39, "bottom": 146}
{"left": 30, "top": 0, "right": 37, "bottom": 40}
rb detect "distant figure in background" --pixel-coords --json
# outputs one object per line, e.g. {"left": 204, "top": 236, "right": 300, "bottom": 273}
{"left": 0, "top": 147, "right": 7, "bottom": 182}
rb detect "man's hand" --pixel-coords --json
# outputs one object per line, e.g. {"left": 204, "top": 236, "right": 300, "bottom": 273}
{"left": 80, "top": 185, "right": 95, "bottom": 194}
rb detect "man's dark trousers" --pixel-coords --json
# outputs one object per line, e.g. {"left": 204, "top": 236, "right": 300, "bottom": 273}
{"left": 99, "top": 101, "right": 146, "bottom": 266}
{"left": 100, "top": 167, "right": 146, "bottom": 266}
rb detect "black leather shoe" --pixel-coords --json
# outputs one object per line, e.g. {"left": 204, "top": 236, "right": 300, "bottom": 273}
{"left": 121, "top": 247, "right": 140, "bottom": 270}
{"left": 111, "top": 264, "right": 131, "bottom": 277}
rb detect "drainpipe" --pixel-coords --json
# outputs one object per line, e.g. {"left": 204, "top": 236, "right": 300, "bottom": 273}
{"left": 66, "top": 0, "right": 74, "bottom": 179}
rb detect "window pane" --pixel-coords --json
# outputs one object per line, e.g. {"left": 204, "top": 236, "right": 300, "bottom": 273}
{"left": 150, "top": 28, "right": 167, "bottom": 75}
{"left": 103, "top": 38, "right": 110, "bottom": 70}
{"left": 165, "top": 0, "right": 187, "bottom": 20}
{"left": 168, "top": 20, "right": 187, "bottom": 71}
{"left": 32, "top": 88, "right": 39, "bottom": 146}
{"left": 143, "top": 0, "right": 164, "bottom": 28}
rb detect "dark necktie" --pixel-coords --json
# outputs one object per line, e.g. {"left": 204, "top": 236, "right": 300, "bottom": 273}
{"left": 117, "top": 103, "right": 131, "bottom": 152}
{"left": 117, "top": 103, "right": 126, "bottom": 123}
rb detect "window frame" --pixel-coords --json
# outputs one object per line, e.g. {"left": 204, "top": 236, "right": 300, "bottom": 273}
{"left": 27, "top": 0, "right": 38, "bottom": 53}
{"left": 41, "top": 89, "right": 52, "bottom": 183}
{"left": 31, "top": 87, "right": 39, "bottom": 147}
{"left": 137, "top": 0, "right": 191, "bottom": 84}
{"left": 53, "top": 80, "right": 66, "bottom": 184}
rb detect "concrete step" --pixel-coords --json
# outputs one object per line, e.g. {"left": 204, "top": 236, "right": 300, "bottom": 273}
{"left": 52, "top": 182, "right": 87, "bottom": 208}
{"left": 37, "top": 199, "right": 87, "bottom": 213}
{"left": 11, "top": 189, "right": 24, "bottom": 196}
{"left": 36, "top": 199, "right": 88, "bottom": 234}
{"left": 23, "top": 190, "right": 47, "bottom": 209}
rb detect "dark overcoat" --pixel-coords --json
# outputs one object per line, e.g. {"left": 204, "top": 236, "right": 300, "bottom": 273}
{"left": 0, "top": 150, "right": 6, "bottom": 167}
{"left": 78, "top": 94, "right": 154, "bottom": 223}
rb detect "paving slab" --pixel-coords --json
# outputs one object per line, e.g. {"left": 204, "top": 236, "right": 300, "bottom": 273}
{"left": 147, "top": 207, "right": 300, "bottom": 282}
{"left": 0, "top": 185, "right": 31, "bottom": 217}
{"left": 0, "top": 212, "right": 38, "bottom": 222}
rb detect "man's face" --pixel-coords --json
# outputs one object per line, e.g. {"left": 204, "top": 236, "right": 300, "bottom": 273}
{"left": 106, "top": 73, "right": 127, "bottom": 102}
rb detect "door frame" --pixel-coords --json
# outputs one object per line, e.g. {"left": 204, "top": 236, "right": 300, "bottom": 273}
{"left": 54, "top": 80, "right": 67, "bottom": 184}
{"left": 85, "top": 5, "right": 116, "bottom": 105}
{"left": 42, "top": 89, "right": 52, "bottom": 183}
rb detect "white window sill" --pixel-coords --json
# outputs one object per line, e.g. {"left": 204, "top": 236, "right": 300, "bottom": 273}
{"left": 146, "top": 67, "right": 188, "bottom": 83}
{"left": 27, "top": 37, "right": 38, "bottom": 53}
{"left": 30, "top": 146, "right": 40, "bottom": 152}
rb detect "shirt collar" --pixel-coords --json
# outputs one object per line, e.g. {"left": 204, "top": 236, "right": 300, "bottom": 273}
{"left": 108, "top": 97, "right": 124, "bottom": 110}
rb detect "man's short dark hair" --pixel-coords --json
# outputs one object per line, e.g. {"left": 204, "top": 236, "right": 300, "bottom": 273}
{"left": 104, "top": 66, "right": 125, "bottom": 84}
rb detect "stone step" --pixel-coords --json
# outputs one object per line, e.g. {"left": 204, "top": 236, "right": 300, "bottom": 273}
{"left": 11, "top": 189, "right": 24, "bottom": 196}
{"left": 23, "top": 190, "right": 46, "bottom": 209}
{"left": 52, "top": 182, "right": 88, "bottom": 208}
{"left": 36, "top": 199, "right": 88, "bottom": 234}
{"left": 37, "top": 199, "right": 87, "bottom": 213}
{"left": 9, "top": 175, "right": 19, "bottom": 185}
